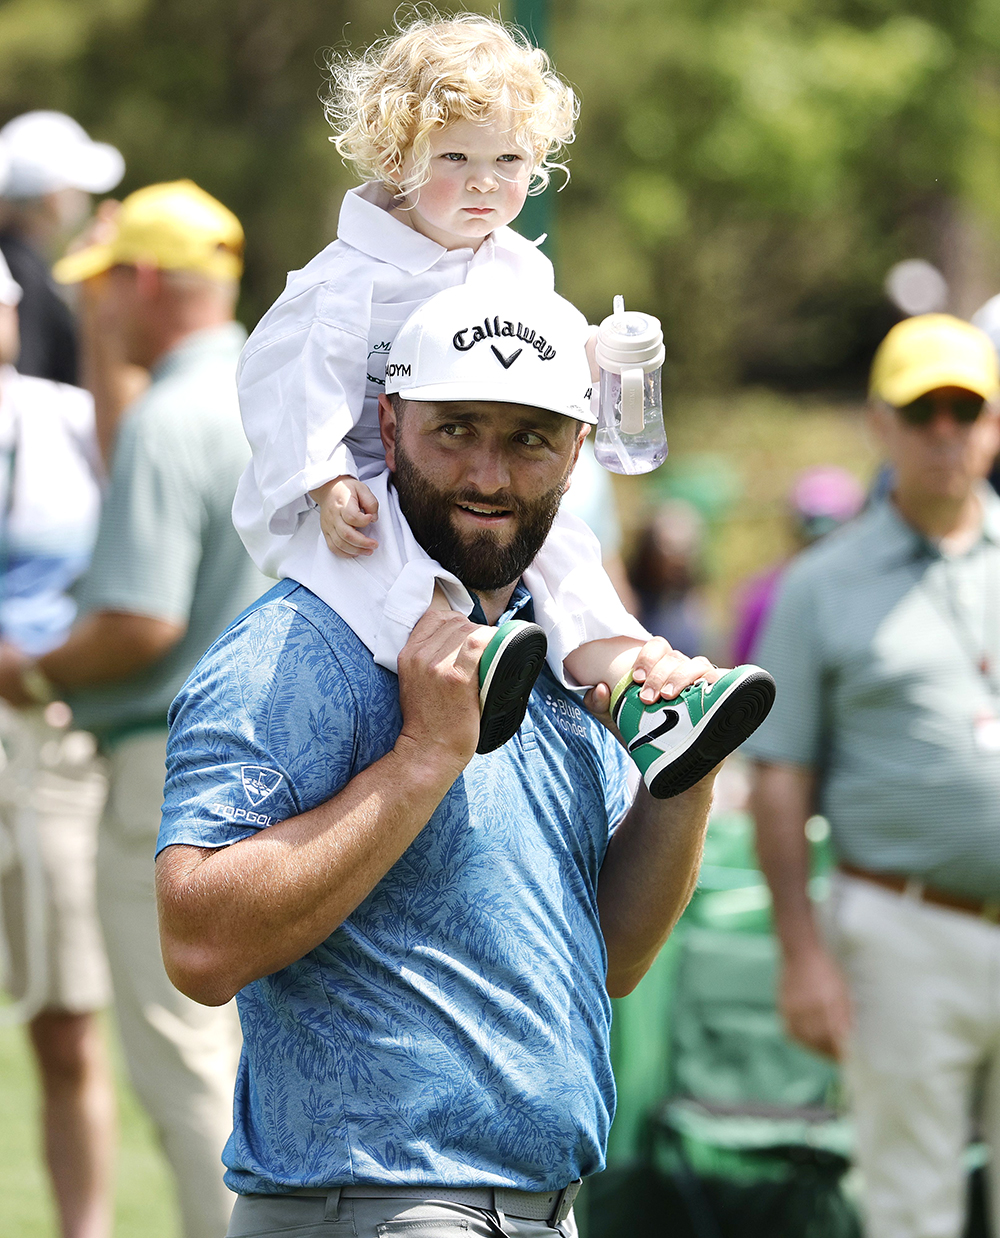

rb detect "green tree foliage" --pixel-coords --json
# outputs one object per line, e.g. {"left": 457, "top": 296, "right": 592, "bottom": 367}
{"left": 0, "top": 0, "right": 998, "bottom": 387}
{"left": 555, "top": 0, "right": 1000, "bottom": 387}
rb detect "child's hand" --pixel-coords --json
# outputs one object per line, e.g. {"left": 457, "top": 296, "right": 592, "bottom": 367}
{"left": 630, "top": 637, "right": 721, "bottom": 703}
{"left": 311, "top": 475, "right": 379, "bottom": 557}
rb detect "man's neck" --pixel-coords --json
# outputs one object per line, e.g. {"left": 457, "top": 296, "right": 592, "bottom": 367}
{"left": 892, "top": 486, "right": 983, "bottom": 551}
{"left": 146, "top": 317, "right": 229, "bottom": 371}
{"left": 471, "top": 582, "right": 518, "bottom": 626}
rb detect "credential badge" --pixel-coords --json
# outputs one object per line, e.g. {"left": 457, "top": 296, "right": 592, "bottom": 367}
{"left": 241, "top": 765, "right": 285, "bottom": 807}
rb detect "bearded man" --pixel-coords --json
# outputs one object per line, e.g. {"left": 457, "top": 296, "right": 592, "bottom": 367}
{"left": 154, "top": 285, "right": 721, "bottom": 1238}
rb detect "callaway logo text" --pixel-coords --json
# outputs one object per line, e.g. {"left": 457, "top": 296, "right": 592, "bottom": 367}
{"left": 452, "top": 317, "right": 556, "bottom": 363}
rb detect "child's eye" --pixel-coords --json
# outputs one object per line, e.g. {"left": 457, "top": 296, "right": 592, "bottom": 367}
{"left": 497, "top": 154, "right": 521, "bottom": 164}
{"left": 441, "top": 152, "right": 466, "bottom": 162}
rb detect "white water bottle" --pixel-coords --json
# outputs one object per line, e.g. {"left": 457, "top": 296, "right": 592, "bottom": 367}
{"left": 594, "top": 296, "right": 667, "bottom": 475}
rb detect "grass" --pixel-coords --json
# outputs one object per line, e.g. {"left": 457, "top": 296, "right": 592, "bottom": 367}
{"left": 0, "top": 1010, "right": 180, "bottom": 1237}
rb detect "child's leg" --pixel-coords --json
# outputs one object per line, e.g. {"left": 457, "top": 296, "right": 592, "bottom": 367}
{"left": 527, "top": 509, "right": 775, "bottom": 798}
{"left": 564, "top": 637, "right": 647, "bottom": 696}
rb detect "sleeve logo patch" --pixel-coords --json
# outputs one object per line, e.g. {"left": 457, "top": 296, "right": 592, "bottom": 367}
{"left": 240, "top": 766, "right": 284, "bottom": 806}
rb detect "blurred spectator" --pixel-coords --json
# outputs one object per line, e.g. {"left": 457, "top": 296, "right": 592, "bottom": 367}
{"left": 0, "top": 248, "right": 114, "bottom": 1237}
{"left": 627, "top": 498, "right": 707, "bottom": 656}
{"left": 971, "top": 294, "right": 1000, "bottom": 498}
{"left": 562, "top": 436, "right": 639, "bottom": 613}
{"left": 0, "top": 112, "right": 124, "bottom": 385}
{"left": 731, "top": 466, "right": 864, "bottom": 665}
{"left": 0, "top": 180, "right": 266, "bottom": 1238}
{"left": 747, "top": 314, "right": 1000, "bottom": 1238}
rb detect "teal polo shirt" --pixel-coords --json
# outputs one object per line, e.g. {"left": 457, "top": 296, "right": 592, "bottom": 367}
{"left": 744, "top": 490, "right": 1000, "bottom": 901}
{"left": 68, "top": 323, "right": 267, "bottom": 741}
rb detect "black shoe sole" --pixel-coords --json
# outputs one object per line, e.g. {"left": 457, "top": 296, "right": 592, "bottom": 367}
{"left": 647, "top": 669, "right": 776, "bottom": 799}
{"left": 477, "top": 624, "right": 548, "bottom": 754}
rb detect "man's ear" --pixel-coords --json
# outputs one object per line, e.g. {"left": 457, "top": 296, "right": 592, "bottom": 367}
{"left": 563, "top": 423, "right": 590, "bottom": 494}
{"left": 378, "top": 394, "right": 398, "bottom": 470}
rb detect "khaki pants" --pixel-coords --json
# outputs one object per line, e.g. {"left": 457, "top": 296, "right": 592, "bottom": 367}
{"left": 827, "top": 873, "right": 1000, "bottom": 1238}
{"left": 227, "top": 1193, "right": 580, "bottom": 1237}
{"left": 97, "top": 730, "right": 242, "bottom": 1238}
{"left": 0, "top": 706, "right": 110, "bottom": 1013}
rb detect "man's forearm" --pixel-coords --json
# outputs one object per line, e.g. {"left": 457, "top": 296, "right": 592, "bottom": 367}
{"left": 749, "top": 761, "right": 819, "bottom": 957}
{"left": 39, "top": 612, "right": 185, "bottom": 690}
{"left": 750, "top": 761, "right": 851, "bottom": 1058}
{"left": 597, "top": 777, "right": 715, "bottom": 998}
{"left": 156, "top": 735, "right": 464, "bottom": 1006}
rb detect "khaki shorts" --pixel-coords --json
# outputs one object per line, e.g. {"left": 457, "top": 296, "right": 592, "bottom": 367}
{"left": 0, "top": 707, "right": 111, "bottom": 1014}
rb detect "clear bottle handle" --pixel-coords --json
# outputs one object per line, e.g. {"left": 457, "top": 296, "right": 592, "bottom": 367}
{"left": 620, "top": 366, "right": 645, "bottom": 434}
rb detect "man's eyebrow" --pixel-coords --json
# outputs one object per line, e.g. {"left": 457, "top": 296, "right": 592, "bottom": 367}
{"left": 428, "top": 403, "right": 567, "bottom": 431}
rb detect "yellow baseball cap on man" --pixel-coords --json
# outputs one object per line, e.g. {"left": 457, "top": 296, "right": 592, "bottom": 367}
{"left": 53, "top": 179, "right": 243, "bottom": 285}
{"left": 869, "top": 313, "right": 1000, "bottom": 407}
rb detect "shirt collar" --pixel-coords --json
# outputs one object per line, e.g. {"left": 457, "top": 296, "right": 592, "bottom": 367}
{"left": 876, "top": 483, "right": 1000, "bottom": 564}
{"left": 468, "top": 581, "right": 534, "bottom": 626}
{"left": 150, "top": 322, "right": 248, "bottom": 384}
{"left": 337, "top": 183, "right": 465, "bottom": 275}
{"left": 336, "top": 183, "right": 542, "bottom": 277}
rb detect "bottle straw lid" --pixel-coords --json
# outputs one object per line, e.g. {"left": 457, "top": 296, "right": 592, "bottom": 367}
{"left": 595, "top": 295, "right": 665, "bottom": 373}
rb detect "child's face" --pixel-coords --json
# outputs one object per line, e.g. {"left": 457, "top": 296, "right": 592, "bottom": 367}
{"left": 395, "top": 118, "right": 531, "bottom": 251}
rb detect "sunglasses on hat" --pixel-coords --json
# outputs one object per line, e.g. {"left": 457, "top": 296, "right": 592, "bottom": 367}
{"left": 895, "top": 394, "right": 986, "bottom": 426}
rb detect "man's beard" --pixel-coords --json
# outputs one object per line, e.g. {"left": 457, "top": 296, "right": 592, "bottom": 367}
{"left": 392, "top": 444, "right": 567, "bottom": 592}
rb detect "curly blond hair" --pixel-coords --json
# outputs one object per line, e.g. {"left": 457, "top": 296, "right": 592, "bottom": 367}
{"left": 325, "top": 10, "right": 578, "bottom": 198}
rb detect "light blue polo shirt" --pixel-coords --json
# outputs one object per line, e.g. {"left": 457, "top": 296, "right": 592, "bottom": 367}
{"left": 68, "top": 323, "right": 267, "bottom": 741}
{"left": 745, "top": 492, "right": 1000, "bottom": 900}
{"left": 158, "top": 579, "right": 633, "bottom": 1195}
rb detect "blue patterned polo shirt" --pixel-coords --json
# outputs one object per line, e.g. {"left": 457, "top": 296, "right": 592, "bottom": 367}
{"left": 158, "top": 579, "right": 633, "bottom": 1195}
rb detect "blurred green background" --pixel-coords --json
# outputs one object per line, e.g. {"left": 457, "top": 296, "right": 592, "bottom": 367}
{"left": 1, "top": 0, "right": 998, "bottom": 387}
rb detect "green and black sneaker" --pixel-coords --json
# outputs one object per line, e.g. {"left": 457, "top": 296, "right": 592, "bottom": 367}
{"left": 477, "top": 619, "right": 548, "bottom": 754}
{"left": 610, "top": 664, "right": 776, "bottom": 798}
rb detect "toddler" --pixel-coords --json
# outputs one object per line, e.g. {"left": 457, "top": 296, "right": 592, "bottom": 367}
{"left": 234, "top": 13, "right": 773, "bottom": 796}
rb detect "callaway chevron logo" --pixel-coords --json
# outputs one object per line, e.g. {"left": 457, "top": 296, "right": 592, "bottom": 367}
{"left": 452, "top": 316, "right": 556, "bottom": 362}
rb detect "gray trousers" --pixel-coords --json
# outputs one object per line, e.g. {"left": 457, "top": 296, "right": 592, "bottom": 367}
{"left": 227, "top": 1193, "right": 579, "bottom": 1237}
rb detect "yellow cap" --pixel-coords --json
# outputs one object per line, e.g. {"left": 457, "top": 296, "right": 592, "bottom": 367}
{"left": 869, "top": 313, "right": 1000, "bottom": 406}
{"left": 53, "top": 179, "right": 243, "bottom": 284}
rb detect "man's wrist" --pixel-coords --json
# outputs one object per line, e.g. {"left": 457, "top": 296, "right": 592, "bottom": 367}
{"left": 390, "top": 732, "right": 470, "bottom": 798}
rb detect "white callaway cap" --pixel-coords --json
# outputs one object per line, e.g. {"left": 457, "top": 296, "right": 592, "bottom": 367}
{"left": 0, "top": 249, "right": 22, "bottom": 307}
{"left": 385, "top": 283, "right": 597, "bottom": 425}
{"left": 0, "top": 111, "right": 125, "bottom": 199}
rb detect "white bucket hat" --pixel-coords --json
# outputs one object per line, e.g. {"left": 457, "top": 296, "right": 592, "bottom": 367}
{"left": 385, "top": 283, "right": 597, "bottom": 425}
{"left": 0, "top": 111, "right": 125, "bottom": 199}
{"left": 0, "top": 249, "right": 22, "bottom": 307}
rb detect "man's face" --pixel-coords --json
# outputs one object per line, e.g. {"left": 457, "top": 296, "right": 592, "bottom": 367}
{"left": 380, "top": 397, "right": 587, "bottom": 592}
{"left": 91, "top": 264, "right": 155, "bottom": 368}
{"left": 873, "top": 385, "right": 1000, "bottom": 502}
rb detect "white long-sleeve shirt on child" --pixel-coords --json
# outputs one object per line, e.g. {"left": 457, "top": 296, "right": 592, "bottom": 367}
{"left": 234, "top": 183, "right": 648, "bottom": 683}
